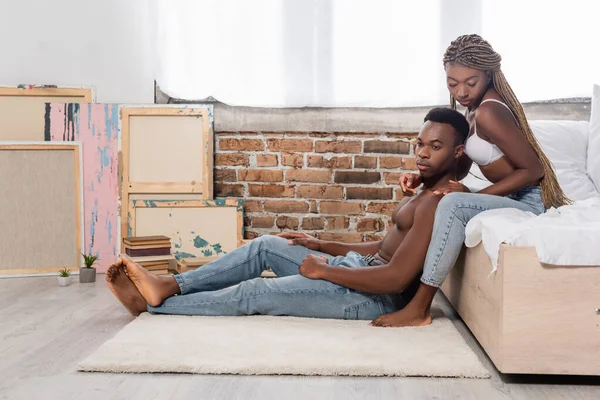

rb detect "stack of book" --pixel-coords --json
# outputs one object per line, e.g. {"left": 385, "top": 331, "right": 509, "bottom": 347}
{"left": 123, "top": 235, "right": 175, "bottom": 275}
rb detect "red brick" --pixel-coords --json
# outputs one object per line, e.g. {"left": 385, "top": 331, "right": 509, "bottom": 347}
{"left": 334, "top": 171, "right": 380, "bottom": 184}
{"left": 402, "top": 157, "right": 418, "bottom": 170}
{"left": 252, "top": 216, "right": 275, "bottom": 228}
{"left": 383, "top": 172, "right": 402, "bottom": 185}
{"left": 243, "top": 200, "right": 262, "bottom": 213}
{"left": 320, "top": 201, "right": 364, "bottom": 215}
{"left": 218, "top": 138, "right": 264, "bottom": 151}
{"left": 215, "top": 153, "right": 249, "bottom": 166}
{"left": 248, "top": 184, "right": 295, "bottom": 198}
{"left": 316, "top": 232, "right": 363, "bottom": 243}
{"left": 276, "top": 216, "right": 299, "bottom": 230}
{"left": 238, "top": 169, "right": 283, "bottom": 182}
{"left": 309, "top": 200, "right": 318, "bottom": 213}
{"left": 267, "top": 139, "right": 313, "bottom": 152}
{"left": 214, "top": 183, "right": 244, "bottom": 197}
{"left": 326, "top": 216, "right": 350, "bottom": 230}
{"left": 354, "top": 156, "right": 377, "bottom": 169}
{"left": 379, "top": 156, "right": 403, "bottom": 169}
{"left": 357, "top": 218, "right": 384, "bottom": 232}
{"left": 256, "top": 154, "right": 278, "bottom": 167}
{"left": 315, "top": 141, "right": 362, "bottom": 154}
{"left": 395, "top": 188, "right": 405, "bottom": 200}
{"left": 281, "top": 152, "right": 303, "bottom": 168}
{"left": 302, "top": 217, "right": 325, "bottom": 230}
{"left": 364, "top": 140, "right": 410, "bottom": 154}
{"left": 285, "top": 169, "right": 331, "bottom": 183}
{"left": 244, "top": 231, "right": 260, "bottom": 240}
{"left": 306, "top": 155, "right": 352, "bottom": 169}
{"left": 364, "top": 233, "right": 386, "bottom": 242}
{"left": 215, "top": 168, "right": 236, "bottom": 182}
{"left": 297, "top": 185, "right": 343, "bottom": 199}
{"left": 308, "top": 132, "right": 333, "bottom": 138}
{"left": 263, "top": 200, "right": 309, "bottom": 213}
{"left": 346, "top": 187, "right": 393, "bottom": 200}
{"left": 367, "top": 202, "right": 398, "bottom": 215}
{"left": 261, "top": 132, "right": 285, "bottom": 137}
{"left": 385, "top": 132, "right": 418, "bottom": 139}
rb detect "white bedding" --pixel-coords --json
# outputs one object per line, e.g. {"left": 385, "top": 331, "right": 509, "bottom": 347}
{"left": 465, "top": 198, "right": 600, "bottom": 270}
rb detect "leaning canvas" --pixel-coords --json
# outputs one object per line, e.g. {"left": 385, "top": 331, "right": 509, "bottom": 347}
{"left": 45, "top": 103, "right": 119, "bottom": 272}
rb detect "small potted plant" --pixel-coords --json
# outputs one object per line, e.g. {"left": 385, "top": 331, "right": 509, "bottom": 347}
{"left": 58, "top": 268, "right": 72, "bottom": 286}
{"left": 80, "top": 253, "right": 98, "bottom": 283}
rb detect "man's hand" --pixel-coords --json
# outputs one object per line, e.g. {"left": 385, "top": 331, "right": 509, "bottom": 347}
{"left": 277, "top": 232, "right": 322, "bottom": 251}
{"left": 299, "top": 254, "right": 328, "bottom": 280}
{"left": 399, "top": 173, "right": 421, "bottom": 196}
{"left": 433, "top": 180, "right": 470, "bottom": 196}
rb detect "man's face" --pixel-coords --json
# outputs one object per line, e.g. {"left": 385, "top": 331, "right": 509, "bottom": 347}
{"left": 414, "top": 121, "right": 464, "bottom": 179}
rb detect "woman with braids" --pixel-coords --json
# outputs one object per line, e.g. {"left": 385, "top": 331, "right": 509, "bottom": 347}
{"left": 370, "top": 34, "right": 570, "bottom": 328}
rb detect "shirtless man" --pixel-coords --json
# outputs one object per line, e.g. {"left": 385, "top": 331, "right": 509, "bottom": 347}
{"left": 106, "top": 107, "right": 469, "bottom": 326}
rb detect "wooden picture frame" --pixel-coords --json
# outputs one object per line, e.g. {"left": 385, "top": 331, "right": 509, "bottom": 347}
{"left": 119, "top": 106, "right": 214, "bottom": 252}
{"left": 0, "top": 86, "right": 93, "bottom": 141}
{"left": 0, "top": 87, "right": 93, "bottom": 101}
{"left": 127, "top": 199, "right": 243, "bottom": 262}
{"left": 0, "top": 142, "right": 83, "bottom": 276}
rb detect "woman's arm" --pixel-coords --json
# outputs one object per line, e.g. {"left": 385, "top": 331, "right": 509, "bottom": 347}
{"left": 474, "top": 103, "right": 544, "bottom": 196}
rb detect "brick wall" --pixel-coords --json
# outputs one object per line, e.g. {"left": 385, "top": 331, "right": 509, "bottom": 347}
{"left": 214, "top": 131, "right": 418, "bottom": 242}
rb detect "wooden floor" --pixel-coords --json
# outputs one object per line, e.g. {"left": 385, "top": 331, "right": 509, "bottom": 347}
{"left": 1, "top": 277, "right": 599, "bottom": 400}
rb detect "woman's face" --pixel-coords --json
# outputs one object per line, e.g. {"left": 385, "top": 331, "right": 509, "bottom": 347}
{"left": 445, "top": 62, "right": 490, "bottom": 109}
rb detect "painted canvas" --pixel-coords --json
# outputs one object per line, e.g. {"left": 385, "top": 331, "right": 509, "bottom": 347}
{"left": 45, "top": 103, "right": 119, "bottom": 272}
{"left": 128, "top": 199, "right": 243, "bottom": 262}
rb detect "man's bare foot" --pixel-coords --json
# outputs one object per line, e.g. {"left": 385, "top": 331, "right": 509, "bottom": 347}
{"left": 369, "top": 307, "right": 432, "bottom": 328}
{"left": 118, "top": 257, "right": 180, "bottom": 307}
{"left": 105, "top": 264, "right": 147, "bottom": 316}
{"left": 370, "top": 282, "right": 437, "bottom": 327}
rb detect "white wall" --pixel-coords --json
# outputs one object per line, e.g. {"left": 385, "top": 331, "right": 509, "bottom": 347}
{"left": 0, "top": 0, "right": 155, "bottom": 103}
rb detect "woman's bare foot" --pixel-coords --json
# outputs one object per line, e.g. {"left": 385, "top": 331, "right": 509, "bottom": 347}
{"left": 105, "top": 263, "right": 147, "bottom": 316}
{"left": 118, "top": 257, "right": 181, "bottom": 307}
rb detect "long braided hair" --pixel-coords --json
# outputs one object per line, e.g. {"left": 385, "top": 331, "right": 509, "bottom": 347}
{"left": 443, "top": 34, "right": 570, "bottom": 209}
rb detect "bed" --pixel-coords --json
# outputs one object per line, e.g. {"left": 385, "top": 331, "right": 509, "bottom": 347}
{"left": 442, "top": 99, "right": 600, "bottom": 375}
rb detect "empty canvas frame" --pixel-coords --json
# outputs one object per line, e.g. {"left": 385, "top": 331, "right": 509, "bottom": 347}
{"left": 0, "top": 87, "right": 93, "bottom": 141}
{"left": 127, "top": 199, "right": 242, "bottom": 262}
{"left": 120, "top": 106, "right": 214, "bottom": 252}
{"left": 0, "top": 143, "right": 83, "bottom": 275}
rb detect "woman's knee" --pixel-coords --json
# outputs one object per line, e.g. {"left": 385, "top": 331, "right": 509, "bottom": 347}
{"left": 436, "top": 193, "right": 469, "bottom": 216}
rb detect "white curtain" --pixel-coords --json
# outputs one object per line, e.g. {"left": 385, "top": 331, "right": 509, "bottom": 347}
{"left": 153, "top": 0, "right": 600, "bottom": 108}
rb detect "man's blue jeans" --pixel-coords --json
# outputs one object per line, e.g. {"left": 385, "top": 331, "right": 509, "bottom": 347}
{"left": 148, "top": 235, "right": 401, "bottom": 320}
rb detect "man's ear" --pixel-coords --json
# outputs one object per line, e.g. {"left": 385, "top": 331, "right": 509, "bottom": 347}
{"left": 454, "top": 144, "right": 465, "bottom": 159}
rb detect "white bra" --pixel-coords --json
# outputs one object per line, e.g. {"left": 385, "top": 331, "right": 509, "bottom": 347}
{"left": 464, "top": 99, "right": 517, "bottom": 166}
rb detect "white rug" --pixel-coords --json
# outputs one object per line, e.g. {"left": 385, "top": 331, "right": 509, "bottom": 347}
{"left": 78, "top": 309, "right": 489, "bottom": 378}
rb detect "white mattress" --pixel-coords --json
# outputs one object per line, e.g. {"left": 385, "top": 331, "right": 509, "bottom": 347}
{"left": 465, "top": 197, "right": 600, "bottom": 270}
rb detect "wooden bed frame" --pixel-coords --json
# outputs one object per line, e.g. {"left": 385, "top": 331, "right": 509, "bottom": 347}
{"left": 441, "top": 243, "right": 600, "bottom": 375}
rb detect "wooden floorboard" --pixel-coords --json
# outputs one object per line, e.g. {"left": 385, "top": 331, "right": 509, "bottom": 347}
{"left": 1, "top": 276, "right": 599, "bottom": 400}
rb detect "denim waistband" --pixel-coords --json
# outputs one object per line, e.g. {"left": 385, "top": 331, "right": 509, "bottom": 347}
{"left": 508, "top": 185, "right": 546, "bottom": 214}
{"left": 363, "top": 254, "right": 385, "bottom": 266}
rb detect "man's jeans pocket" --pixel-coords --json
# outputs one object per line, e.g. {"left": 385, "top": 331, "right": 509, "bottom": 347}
{"left": 343, "top": 296, "right": 391, "bottom": 320}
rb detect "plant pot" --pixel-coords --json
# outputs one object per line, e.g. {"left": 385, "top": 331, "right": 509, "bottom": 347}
{"left": 58, "top": 276, "right": 72, "bottom": 286}
{"left": 79, "top": 267, "right": 97, "bottom": 283}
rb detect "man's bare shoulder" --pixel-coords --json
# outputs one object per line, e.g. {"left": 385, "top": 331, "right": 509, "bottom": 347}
{"left": 412, "top": 193, "right": 442, "bottom": 219}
